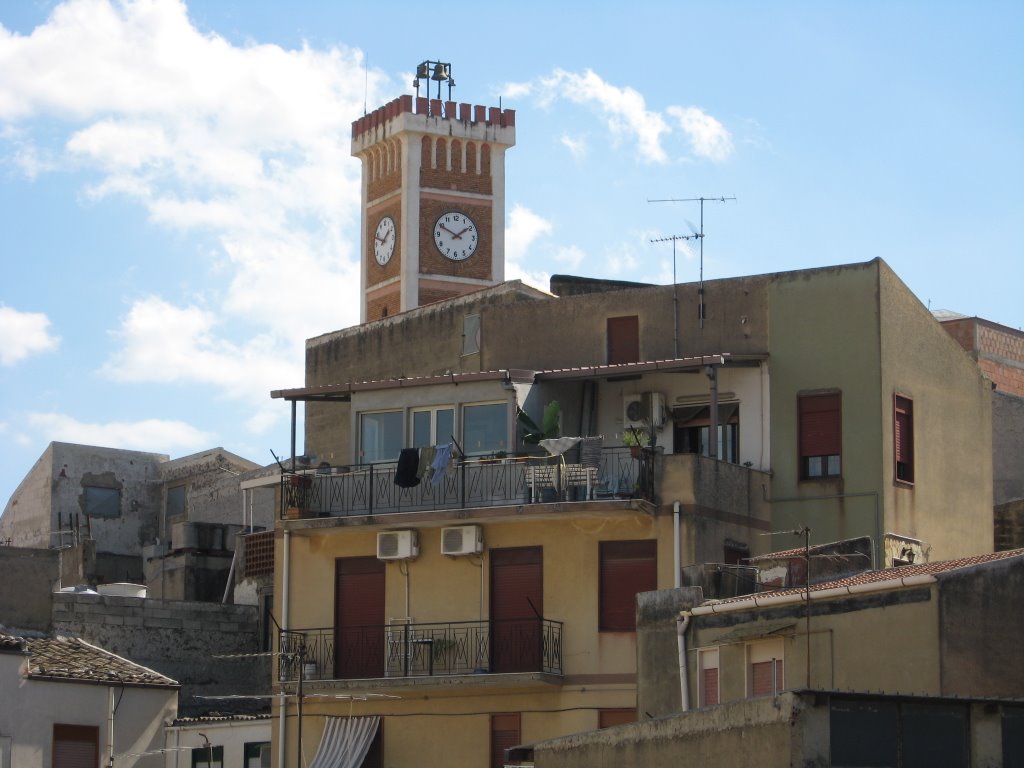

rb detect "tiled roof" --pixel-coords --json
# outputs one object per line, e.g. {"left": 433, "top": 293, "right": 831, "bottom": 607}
{"left": 173, "top": 712, "right": 271, "bottom": 725}
{"left": 0, "top": 632, "right": 177, "bottom": 688}
{"left": 705, "top": 549, "right": 1024, "bottom": 606}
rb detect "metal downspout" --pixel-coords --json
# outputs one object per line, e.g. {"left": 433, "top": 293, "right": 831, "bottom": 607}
{"left": 278, "top": 528, "right": 291, "bottom": 768}
{"left": 677, "top": 613, "right": 691, "bottom": 711}
{"left": 673, "top": 501, "right": 681, "bottom": 589}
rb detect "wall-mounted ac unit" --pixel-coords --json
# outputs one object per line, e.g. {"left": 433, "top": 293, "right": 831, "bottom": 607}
{"left": 441, "top": 525, "right": 483, "bottom": 556}
{"left": 377, "top": 530, "right": 419, "bottom": 561}
{"left": 623, "top": 392, "right": 666, "bottom": 429}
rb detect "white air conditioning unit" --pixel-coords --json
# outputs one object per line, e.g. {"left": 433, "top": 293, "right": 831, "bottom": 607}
{"left": 624, "top": 392, "right": 666, "bottom": 429}
{"left": 441, "top": 525, "right": 483, "bottom": 556}
{"left": 376, "top": 530, "right": 419, "bottom": 561}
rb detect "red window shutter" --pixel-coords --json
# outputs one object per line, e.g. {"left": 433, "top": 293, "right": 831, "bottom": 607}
{"left": 702, "top": 667, "right": 719, "bottom": 706}
{"left": 598, "top": 709, "right": 637, "bottom": 728}
{"left": 799, "top": 393, "right": 841, "bottom": 457}
{"left": 607, "top": 316, "right": 640, "bottom": 365}
{"left": 53, "top": 725, "right": 99, "bottom": 768}
{"left": 490, "top": 713, "right": 521, "bottom": 768}
{"left": 599, "top": 540, "right": 657, "bottom": 631}
{"left": 751, "top": 659, "right": 783, "bottom": 697}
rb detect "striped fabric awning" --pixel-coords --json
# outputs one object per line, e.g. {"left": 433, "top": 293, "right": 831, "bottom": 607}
{"left": 308, "top": 716, "right": 380, "bottom": 768}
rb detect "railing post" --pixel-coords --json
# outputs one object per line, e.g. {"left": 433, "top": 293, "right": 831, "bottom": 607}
{"left": 368, "top": 464, "right": 374, "bottom": 516}
{"left": 403, "top": 622, "right": 410, "bottom": 677}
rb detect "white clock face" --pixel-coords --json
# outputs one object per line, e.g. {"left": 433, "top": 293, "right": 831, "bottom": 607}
{"left": 433, "top": 212, "right": 478, "bottom": 261}
{"left": 374, "top": 216, "right": 396, "bottom": 265}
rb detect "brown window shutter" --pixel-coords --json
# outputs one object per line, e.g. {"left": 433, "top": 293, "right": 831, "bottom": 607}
{"left": 702, "top": 667, "right": 719, "bottom": 706}
{"left": 490, "top": 713, "right": 521, "bottom": 768}
{"left": 799, "top": 393, "right": 841, "bottom": 457}
{"left": 53, "top": 724, "right": 99, "bottom": 768}
{"left": 751, "top": 659, "right": 783, "bottom": 697}
{"left": 607, "top": 316, "right": 640, "bottom": 365}
{"left": 598, "top": 709, "right": 637, "bottom": 728}
{"left": 599, "top": 540, "right": 657, "bottom": 631}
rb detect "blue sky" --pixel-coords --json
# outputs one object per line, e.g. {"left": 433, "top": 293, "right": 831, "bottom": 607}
{"left": 1, "top": 0, "right": 1021, "bottom": 505}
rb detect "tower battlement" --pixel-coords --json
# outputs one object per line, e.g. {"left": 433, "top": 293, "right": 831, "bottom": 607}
{"left": 352, "top": 94, "right": 515, "bottom": 145}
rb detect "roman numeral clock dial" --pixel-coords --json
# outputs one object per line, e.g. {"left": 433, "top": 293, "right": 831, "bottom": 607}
{"left": 434, "top": 212, "right": 478, "bottom": 261}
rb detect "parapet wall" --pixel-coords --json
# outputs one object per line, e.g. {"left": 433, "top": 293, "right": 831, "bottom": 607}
{"left": 52, "top": 592, "right": 267, "bottom": 715}
{"left": 352, "top": 93, "right": 515, "bottom": 142}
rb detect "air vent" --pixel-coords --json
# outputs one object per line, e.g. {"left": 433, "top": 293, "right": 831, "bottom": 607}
{"left": 377, "top": 530, "right": 419, "bottom": 560}
{"left": 441, "top": 525, "right": 483, "bottom": 556}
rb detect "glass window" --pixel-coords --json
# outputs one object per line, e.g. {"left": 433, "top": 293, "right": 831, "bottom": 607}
{"left": 412, "top": 407, "right": 455, "bottom": 448}
{"left": 894, "top": 394, "right": 914, "bottom": 483}
{"left": 83, "top": 486, "right": 120, "bottom": 518}
{"left": 799, "top": 393, "right": 841, "bottom": 480}
{"left": 191, "top": 745, "right": 224, "bottom": 768}
{"left": 360, "top": 410, "right": 403, "bottom": 463}
{"left": 166, "top": 485, "right": 186, "bottom": 527}
{"left": 462, "top": 403, "right": 508, "bottom": 455}
{"left": 244, "top": 742, "right": 271, "bottom": 768}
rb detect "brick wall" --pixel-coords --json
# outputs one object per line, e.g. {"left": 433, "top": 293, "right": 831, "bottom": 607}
{"left": 418, "top": 198, "right": 492, "bottom": 280}
{"left": 365, "top": 201, "right": 402, "bottom": 286}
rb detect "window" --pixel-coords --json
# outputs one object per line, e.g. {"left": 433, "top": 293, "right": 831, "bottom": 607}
{"left": 490, "top": 713, "right": 521, "bottom": 768}
{"left": 598, "top": 709, "right": 636, "bottom": 728}
{"left": 463, "top": 314, "right": 481, "bottom": 355}
{"left": 411, "top": 406, "right": 455, "bottom": 449}
{"left": 599, "top": 540, "right": 657, "bottom": 631}
{"left": 894, "top": 394, "right": 914, "bottom": 484}
{"left": 673, "top": 403, "right": 740, "bottom": 463}
{"left": 191, "top": 745, "right": 224, "bottom": 768}
{"left": 166, "top": 484, "right": 186, "bottom": 528}
{"left": 747, "top": 638, "right": 784, "bottom": 698}
{"left": 52, "top": 725, "right": 98, "bottom": 768}
{"left": 607, "top": 315, "right": 640, "bottom": 364}
{"left": 462, "top": 402, "right": 508, "bottom": 455}
{"left": 244, "top": 742, "right": 271, "bottom": 768}
{"left": 798, "top": 393, "right": 841, "bottom": 479}
{"left": 83, "top": 485, "right": 120, "bottom": 518}
{"left": 360, "top": 410, "right": 403, "bottom": 463}
{"left": 698, "top": 648, "right": 720, "bottom": 706}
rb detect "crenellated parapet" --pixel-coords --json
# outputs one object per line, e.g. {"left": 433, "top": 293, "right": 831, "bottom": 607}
{"left": 352, "top": 94, "right": 515, "bottom": 154}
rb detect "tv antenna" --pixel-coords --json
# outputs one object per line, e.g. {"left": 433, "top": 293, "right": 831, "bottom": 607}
{"left": 650, "top": 233, "right": 700, "bottom": 358}
{"left": 648, "top": 196, "right": 736, "bottom": 329}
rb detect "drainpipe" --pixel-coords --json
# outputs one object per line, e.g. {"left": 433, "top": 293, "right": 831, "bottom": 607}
{"left": 677, "top": 613, "right": 691, "bottom": 712}
{"left": 705, "top": 365, "right": 719, "bottom": 460}
{"left": 106, "top": 686, "right": 115, "bottom": 768}
{"left": 278, "top": 528, "right": 291, "bottom": 768}
{"left": 673, "top": 501, "right": 681, "bottom": 589}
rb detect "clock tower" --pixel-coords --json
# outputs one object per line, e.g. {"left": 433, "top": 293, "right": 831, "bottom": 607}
{"left": 352, "top": 61, "right": 516, "bottom": 323}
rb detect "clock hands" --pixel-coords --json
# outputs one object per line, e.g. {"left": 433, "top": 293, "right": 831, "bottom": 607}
{"left": 439, "top": 223, "right": 473, "bottom": 240}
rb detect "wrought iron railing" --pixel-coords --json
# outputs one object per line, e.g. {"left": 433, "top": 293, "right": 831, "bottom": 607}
{"left": 280, "top": 447, "right": 642, "bottom": 519}
{"left": 278, "top": 618, "right": 563, "bottom": 681}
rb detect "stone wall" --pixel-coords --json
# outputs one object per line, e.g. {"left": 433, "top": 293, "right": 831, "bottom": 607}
{"left": 52, "top": 593, "right": 269, "bottom": 715}
{"left": 636, "top": 587, "right": 703, "bottom": 719}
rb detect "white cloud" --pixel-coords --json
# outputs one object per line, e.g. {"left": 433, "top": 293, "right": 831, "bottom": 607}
{"left": 667, "top": 106, "right": 734, "bottom": 162}
{"left": 0, "top": 306, "right": 60, "bottom": 365}
{"left": 555, "top": 245, "right": 586, "bottom": 270}
{"left": 560, "top": 133, "right": 587, "bottom": 159}
{"left": 505, "top": 204, "right": 552, "bottom": 263}
{"left": 102, "top": 296, "right": 303, "bottom": 432}
{"left": 0, "top": 0, "right": 383, "bottom": 409}
{"left": 26, "top": 411, "right": 213, "bottom": 453}
{"left": 539, "top": 69, "right": 669, "bottom": 163}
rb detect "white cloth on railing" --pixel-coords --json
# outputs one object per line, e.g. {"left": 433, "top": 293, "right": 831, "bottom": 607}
{"left": 539, "top": 436, "right": 582, "bottom": 457}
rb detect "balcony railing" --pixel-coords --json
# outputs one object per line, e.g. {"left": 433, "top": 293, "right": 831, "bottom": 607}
{"left": 280, "top": 447, "right": 647, "bottom": 519}
{"left": 278, "top": 618, "right": 563, "bottom": 681}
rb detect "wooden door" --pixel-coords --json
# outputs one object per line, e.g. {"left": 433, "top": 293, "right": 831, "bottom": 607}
{"left": 334, "top": 556, "right": 385, "bottom": 679}
{"left": 490, "top": 547, "right": 543, "bottom": 673}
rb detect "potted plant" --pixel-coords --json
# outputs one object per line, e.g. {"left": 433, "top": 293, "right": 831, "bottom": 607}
{"left": 623, "top": 426, "right": 646, "bottom": 458}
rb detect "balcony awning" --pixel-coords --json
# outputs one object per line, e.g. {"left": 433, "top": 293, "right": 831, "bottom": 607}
{"left": 308, "top": 715, "right": 380, "bottom": 768}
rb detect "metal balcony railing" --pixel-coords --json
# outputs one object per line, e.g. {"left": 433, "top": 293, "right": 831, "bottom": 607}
{"left": 278, "top": 618, "right": 563, "bottom": 681}
{"left": 280, "top": 447, "right": 645, "bottom": 519}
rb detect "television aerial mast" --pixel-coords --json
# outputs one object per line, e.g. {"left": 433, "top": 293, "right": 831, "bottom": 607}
{"left": 648, "top": 196, "right": 736, "bottom": 329}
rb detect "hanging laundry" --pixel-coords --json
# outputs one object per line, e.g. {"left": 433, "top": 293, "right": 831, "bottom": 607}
{"left": 417, "top": 446, "right": 437, "bottom": 481}
{"left": 430, "top": 444, "right": 453, "bottom": 486}
{"left": 394, "top": 448, "right": 421, "bottom": 488}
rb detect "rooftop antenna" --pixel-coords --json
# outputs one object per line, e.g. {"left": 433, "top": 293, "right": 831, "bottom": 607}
{"left": 648, "top": 196, "right": 736, "bottom": 329}
{"left": 650, "top": 233, "right": 700, "bottom": 358}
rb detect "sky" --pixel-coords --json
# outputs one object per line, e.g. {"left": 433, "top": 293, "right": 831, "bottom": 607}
{"left": 0, "top": 0, "right": 1021, "bottom": 505}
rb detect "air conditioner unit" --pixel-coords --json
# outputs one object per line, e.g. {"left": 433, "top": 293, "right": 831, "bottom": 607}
{"left": 376, "top": 530, "right": 419, "bottom": 561}
{"left": 623, "top": 392, "right": 666, "bottom": 429}
{"left": 441, "top": 525, "right": 483, "bottom": 556}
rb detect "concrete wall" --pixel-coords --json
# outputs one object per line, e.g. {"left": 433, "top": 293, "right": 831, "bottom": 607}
{"left": 938, "top": 555, "right": 1024, "bottom": 698}
{"left": 163, "top": 717, "right": 271, "bottom": 768}
{"left": 636, "top": 588, "right": 702, "bottom": 718}
{"left": 0, "top": 650, "right": 176, "bottom": 768}
{"left": 51, "top": 593, "right": 267, "bottom": 716}
{"left": 993, "top": 391, "right": 1024, "bottom": 506}
{"left": 878, "top": 262, "right": 993, "bottom": 559}
{"left": 0, "top": 547, "right": 60, "bottom": 631}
